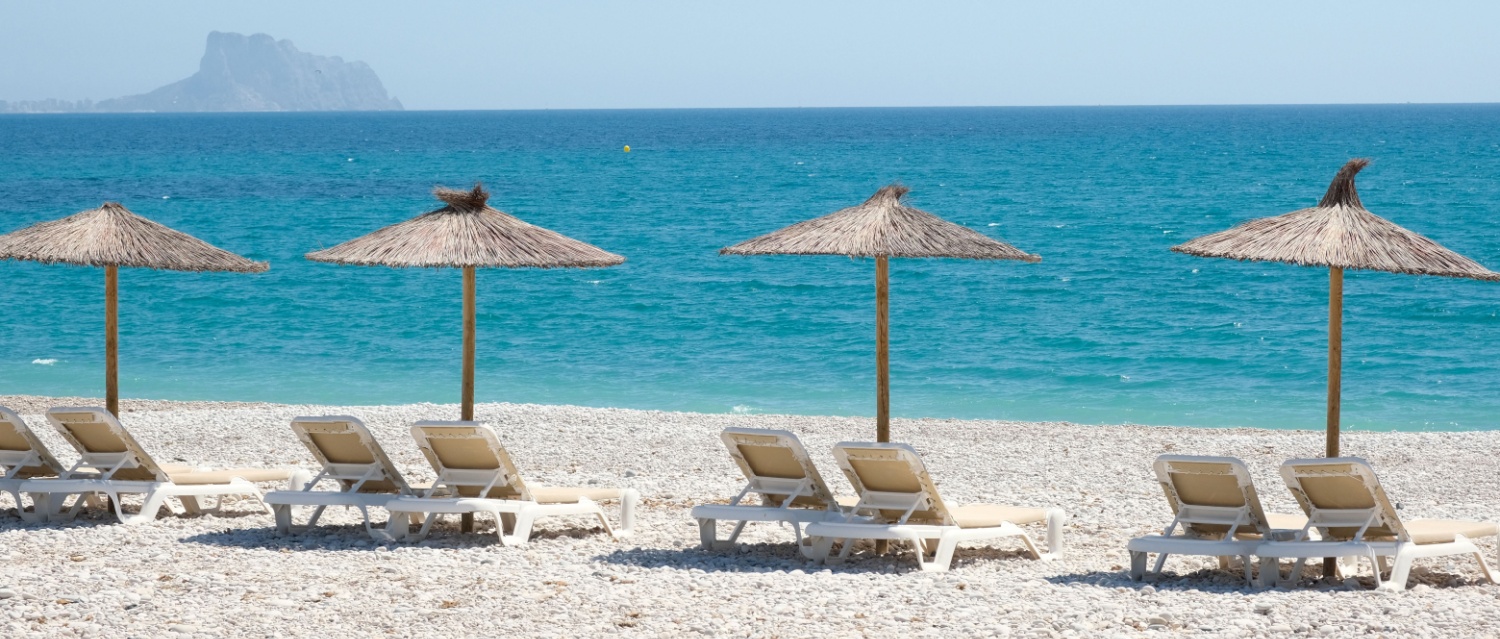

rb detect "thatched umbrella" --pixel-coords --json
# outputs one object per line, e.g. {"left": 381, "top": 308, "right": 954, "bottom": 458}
{"left": 722, "top": 184, "right": 1040, "bottom": 442}
{"left": 1173, "top": 159, "right": 1499, "bottom": 457}
{"left": 306, "top": 183, "right": 624, "bottom": 421}
{"left": 0, "top": 202, "right": 267, "bottom": 416}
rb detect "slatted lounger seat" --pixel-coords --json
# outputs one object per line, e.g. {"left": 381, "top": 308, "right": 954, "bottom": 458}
{"left": 1257, "top": 457, "right": 1499, "bottom": 591}
{"left": 263, "top": 416, "right": 434, "bottom": 536}
{"left": 0, "top": 406, "right": 100, "bottom": 522}
{"left": 20, "top": 407, "right": 307, "bottom": 524}
{"left": 690, "top": 427, "right": 861, "bottom": 549}
{"left": 1126, "top": 455, "right": 1307, "bottom": 586}
{"left": 383, "top": 421, "right": 637, "bottom": 545}
{"left": 804, "top": 442, "right": 1065, "bottom": 572}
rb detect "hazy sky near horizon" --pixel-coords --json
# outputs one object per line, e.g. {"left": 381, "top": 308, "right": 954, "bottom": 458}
{"left": 3, "top": 1, "right": 1498, "bottom": 109}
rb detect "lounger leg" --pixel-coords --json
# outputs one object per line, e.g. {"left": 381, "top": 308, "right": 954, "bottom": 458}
{"left": 64, "top": 492, "right": 95, "bottom": 521}
{"left": 805, "top": 536, "right": 838, "bottom": 564}
{"left": 30, "top": 492, "right": 56, "bottom": 523}
{"left": 8, "top": 489, "right": 33, "bottom": 523}
{"left": 180, "top": 496, "right": 202, "bottom": 516}
{"left": 836, "top": 538, "right": 857, "bottom": 562}
{"left": 1042, "top": 508, "right": 1065, "bottom": 558}
{"left": 598, "top": 511, "right": 618, "bottom": 539}
{"left": 1152, "top": 552, "right": 1169, "bottom": 575}
{"left": 1366, "top": 549, "right": 1383, "bottom": 590}
{"left": 307, "top": 505, "right": 328, "bottom": 529}
{"left": 1130, "top": 551, "right": 1148, "bottom": 581}
{"left": 917, "top": 535, "right": 958, "bottom": 572}
{"left": 273, "top": 504, "right": 293, "bottom": 534}
{"left": 460, "top": 512, "right": 475, "bottom": 533}
{"left": 1470, "top": 537, "right": 1495, "bottom": 585}
{"left": 1242, "top": 555, "right": 1254, "bottom": 588}
{"left": 591, "top": 503, "right": 619, "bottom": 540}
{"left": 411, "top": 513, "right": 438, "bottom": 541}
{"left": 1255, "top": 557, "right": 1280, "bottom": 588}
{"left": 503, "top": 511, "right": 536, "bottom": 546}
{"left": 726, "top": 521, "right": 748, "bottom": 545}
{"left": 1018, "top": 534, "right": 1043, "bottom": 560}
{"left": 118, "top": 489, "right": 170, "bottom": 525}
{"left": 697, "top": 517, "right": 718, "bottom": 549}
{"left": 618, "top": 489, "right": 638, "bottom": 537}
{"left": 489, "top": 511, "right": 509, "bottom": 545}
{"left": 377, "top": 513, "right": 408, "bottom": 542}
{"left": 1381, "top": 546, "right": 1415, "bottom": 592}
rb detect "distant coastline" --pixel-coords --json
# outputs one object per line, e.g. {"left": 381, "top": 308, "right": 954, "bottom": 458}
{"left": 0, "top": 31, "right": 400, "bottom": 114}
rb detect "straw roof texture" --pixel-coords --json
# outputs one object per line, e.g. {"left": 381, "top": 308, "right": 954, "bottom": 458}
{"left": 306, "top": 184, "right": 625, "bottom": 269}
{"left": 720, "top": 185, "right": 1040, "bottom": 261}
{"left": 0, "top": 202, "right": 267, "bottom": 272}
{"left": 1172, "top": 159, "right": 1499, "bottom": 281}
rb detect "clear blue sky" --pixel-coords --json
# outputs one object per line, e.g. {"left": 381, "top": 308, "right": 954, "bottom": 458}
{"left": 3, "top": 1, "right": 1497, "bottom": 109}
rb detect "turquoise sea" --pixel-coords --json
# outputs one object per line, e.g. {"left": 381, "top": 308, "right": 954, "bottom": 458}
{"left": 1, "top": 106, "right": 1498, "bottom": 431}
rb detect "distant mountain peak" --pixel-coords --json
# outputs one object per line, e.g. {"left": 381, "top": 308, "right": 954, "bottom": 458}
{"left": 1, "top": 32, "right": 402, "bottom": 113}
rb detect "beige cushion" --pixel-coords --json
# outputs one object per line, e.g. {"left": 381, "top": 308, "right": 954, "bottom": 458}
{"left": 951, "top": 504, "right": 1049, "bottom": 529}
{"left": 530, "top": 486, "right": 623, "bottom": 504}
{"left": 834, "top": 495, "right": 860, "bottom": 509}
{"left": 166, "top": 467, "right": 292, "bottom": 485}
{"left": 1403, "top": 519, "right": 1500, "bottom": 545}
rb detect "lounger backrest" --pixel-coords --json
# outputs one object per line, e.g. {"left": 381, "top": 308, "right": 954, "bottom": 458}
{"left": 720, "top": 428, "right": 840, "bottom": 509}
{"left": 1280, "top": 457, "right": 1408, "bottom": 542}
{"left": 291, "top": 416, "right": 411, "bottom": 494}
{"left": 410, "top": 421, "right": 530, "bottom": 500}
{"left": 1152, "top": 455, "right": 1273, "bottom": 538}
{"left": 832, "top": 442, "right": 955, "bottom": 526}
{"left": 0, "top": 407, "right": 64, "bottom": 480}
{"left": 46, "top": 407, "right": 166, "bottom": 482}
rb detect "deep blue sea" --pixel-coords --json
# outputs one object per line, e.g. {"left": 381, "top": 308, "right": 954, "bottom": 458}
{"left": 1, "top": 106, "right": 1498, "bottom": 431}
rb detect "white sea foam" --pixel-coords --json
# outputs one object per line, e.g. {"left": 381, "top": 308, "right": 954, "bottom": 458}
{"left": 31, "top": 358, "right": 56, "bottom": 365}
{"left": 731, "top": 404, "right": 755, "bottom": 414}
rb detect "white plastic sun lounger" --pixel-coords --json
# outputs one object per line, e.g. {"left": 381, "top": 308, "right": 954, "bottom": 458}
{"left": 0, "top": 406, "right": 99, "bottom": 522}
{"left": 383, "top": 421, "right": 638, "bottom": 545}
{"left": 263, "top": 416, "right": 430, "bottom": 535}
{"left": 804, "top": 442, "right": 1065, "bottom": 572}
{"left": 690, "top": 427, "right": 860, "bottom": 549}
{"left": 1256, "top": 457, "right": 1498, "bottom": 591}
{"left": 1126, "top": 455, "right": 1307, "bottom": 586}
{"left": 20, "top": 407, "right": 308, "bottom": 524}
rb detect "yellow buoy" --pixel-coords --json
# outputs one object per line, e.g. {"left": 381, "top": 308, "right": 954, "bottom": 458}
{"left": 623, "top": 145, "right": 631, "bottom": 153}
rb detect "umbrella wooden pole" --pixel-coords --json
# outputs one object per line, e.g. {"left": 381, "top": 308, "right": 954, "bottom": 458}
{"left": 1322, "top": 267, "right": 1344, "bottom": 579}
{"left": 875, "top": 256, "right": 890, "bottom": 443}
{"left": 873, "top": 256, "right": 892, "bottom": 556}
{"left": 462, "top": 266, "right": 476, "bottom": 422}
{"left": 1327, "top": 267, "right": 1342, "bottom": 458}
{"left": 460, "top": 266, "right": 477, "bottom": 534}
{"left": 105, "top": 265, "right": 119, "bottom": 417}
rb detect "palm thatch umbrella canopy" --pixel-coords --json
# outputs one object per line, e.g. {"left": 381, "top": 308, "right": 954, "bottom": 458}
{"left": 723, "top": 184, "right": 1040, "bottom": 442}
{"left": 307, "top": 183, "right": 624, "bottom": 421}
{"left": 1173, "top": 159, "right": 1499, "bottom": 456}
{"left": 0, "top": 202, "right": 267, "bottom": 416}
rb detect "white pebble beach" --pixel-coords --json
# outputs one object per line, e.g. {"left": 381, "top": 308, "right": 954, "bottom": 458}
{"left": 2, "top": 395, "right": 1498, "bottom": 638}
